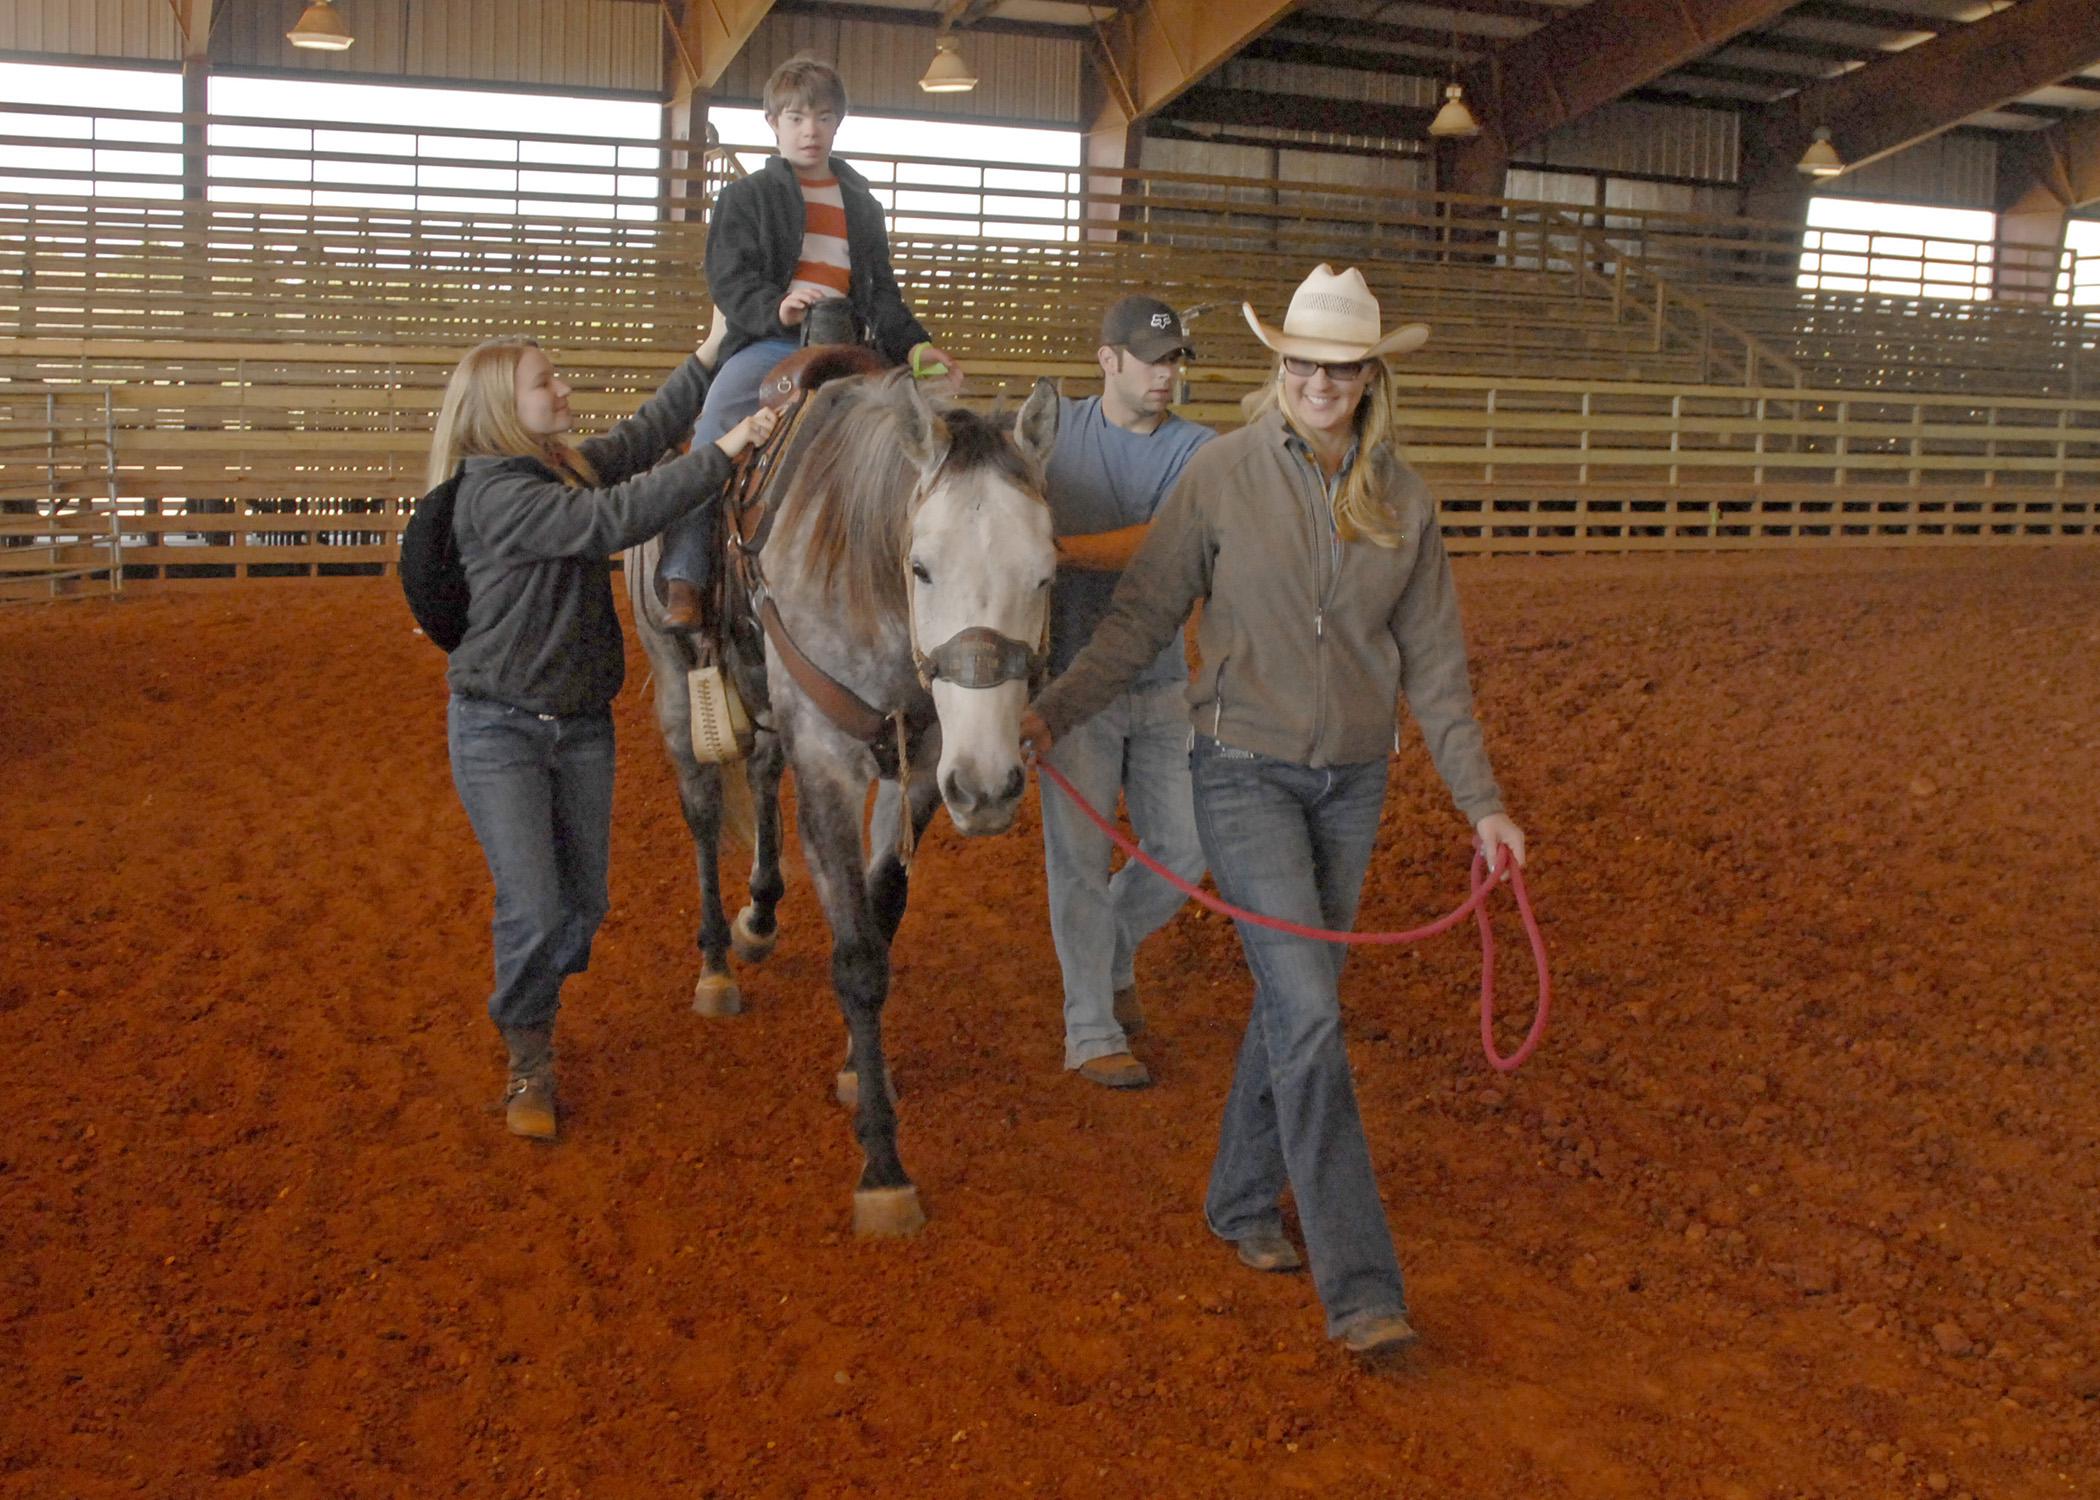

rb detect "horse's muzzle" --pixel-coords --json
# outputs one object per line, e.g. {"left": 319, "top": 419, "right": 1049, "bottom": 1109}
{"left": 941, "top": 764, "right": 1027, "bottom": 834}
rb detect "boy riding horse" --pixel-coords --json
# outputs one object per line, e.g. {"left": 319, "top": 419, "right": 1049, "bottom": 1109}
{"left": 657, "top": 54, "right": 966, "bottom": 630}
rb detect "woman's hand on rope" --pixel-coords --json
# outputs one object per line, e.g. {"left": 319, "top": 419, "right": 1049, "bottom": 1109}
{"left": 1475, "top": 813, "right": 1527, "bottom": 880}
{"left": 715, "top": 405, "right": 780, "bottom": 459}
{"left": 1019, "top": 708, "right": 1052, "bottom": 764}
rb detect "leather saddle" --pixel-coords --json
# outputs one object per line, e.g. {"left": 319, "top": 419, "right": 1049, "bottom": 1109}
{"left": 755, "top": 344, "right": 887, "bottom": 417}
{"left": 696, "top": 343, "right": 887, "bottom": 649}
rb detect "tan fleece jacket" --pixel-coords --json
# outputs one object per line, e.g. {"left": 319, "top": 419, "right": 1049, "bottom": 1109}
{"left": 1031, "top": 405, "right": 1504, "bottom": 823}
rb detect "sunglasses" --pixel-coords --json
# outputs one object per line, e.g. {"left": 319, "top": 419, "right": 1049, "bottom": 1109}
{"left": 1282, "top": 356, "right": 1371, "bottom": 380}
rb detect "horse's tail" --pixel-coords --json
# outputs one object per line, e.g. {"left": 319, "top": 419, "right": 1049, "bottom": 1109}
{"left": 719, "top": 761, "right": 758, "bottom": 853}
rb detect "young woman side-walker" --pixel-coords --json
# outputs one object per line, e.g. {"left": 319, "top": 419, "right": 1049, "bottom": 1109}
{"left": 1022, "top": 265, "right": 1528, "bottom": 1357}
{"left": 428, "top": 330, "right": 777, "bottom": 1141}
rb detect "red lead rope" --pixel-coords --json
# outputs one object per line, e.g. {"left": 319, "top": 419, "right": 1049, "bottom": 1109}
{"left": 1036, "top": 760, "right": 1553, "bottom": 1073}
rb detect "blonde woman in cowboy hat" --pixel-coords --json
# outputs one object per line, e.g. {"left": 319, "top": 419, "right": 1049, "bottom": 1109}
{"left": 1021, "top": 265, "right": 1525, "bottom": 1358}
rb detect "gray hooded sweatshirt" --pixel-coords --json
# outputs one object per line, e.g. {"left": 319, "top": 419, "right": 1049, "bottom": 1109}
{"left": 446, "top": 354, "right": 731, "bottom": 716}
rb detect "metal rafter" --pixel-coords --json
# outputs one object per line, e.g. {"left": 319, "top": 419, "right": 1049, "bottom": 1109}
{"left": 1433, "top": 0, "right": 1805, "bottom": 196}
{"left": 662, "top": 0, "right": 777, "bottom": 95}
{"left": 1092, "top": 0, "right": 1306, "bottom": 126}
{"left": 1741, "top": 0, "right": 2100, "bottom": 188}
{"left": 166, "top": 0, "right": 213, "bottom": 56}
{"left": 1999, "top": 109, "right": 2100, "bottom": 214}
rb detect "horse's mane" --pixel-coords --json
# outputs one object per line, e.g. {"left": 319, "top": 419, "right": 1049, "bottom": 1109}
{"left": 779, "top": 376, "right": 1037, "bottom": 635}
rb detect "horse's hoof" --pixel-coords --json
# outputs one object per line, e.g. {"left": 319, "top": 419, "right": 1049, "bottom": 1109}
{"left": 691, "top": 973, "right": 743, "bottom": 1017}
{"left": 852, "top": 1185, "right": 926, "bottom": 1238}
{"left": 730, "top": 905, "right": 778, "bottom": 965}
{"left": 835, "top": 1069, "right": 900, "bottom": 1109}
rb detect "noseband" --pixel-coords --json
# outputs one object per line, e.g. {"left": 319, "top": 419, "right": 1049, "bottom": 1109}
{"left": 912, "top": 624, "right": 1045, "bottom": 692}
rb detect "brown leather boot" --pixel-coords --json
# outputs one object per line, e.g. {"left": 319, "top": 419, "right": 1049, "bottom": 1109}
{"left": 663, "top": 579, "right": 704, "bottom": 633}
{"left": 1076, "top": 1051, "right": 1151, "bottom": 1089}
{"left": 499, "top": 1024, "right": 557, "bottom": 1141}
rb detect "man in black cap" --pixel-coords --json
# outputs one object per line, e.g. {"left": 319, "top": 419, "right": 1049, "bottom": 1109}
{"left": 1038, "top": 295, "right": 1215, "bottom": 1089}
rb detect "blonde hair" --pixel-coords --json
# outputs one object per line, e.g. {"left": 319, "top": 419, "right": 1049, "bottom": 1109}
{"left": 1246, "top": 358, "right": 1407, "bottom": 548}
{"left": 427, "top": 336, "right": 598, "bottom": 491}
{"left": 763, "top": 55, "right": 848, "bottom": 119}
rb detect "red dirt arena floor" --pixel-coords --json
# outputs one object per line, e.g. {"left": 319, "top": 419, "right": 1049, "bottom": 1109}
{"left": 2, "top": 547, "right": 2096, "bottom": 1500}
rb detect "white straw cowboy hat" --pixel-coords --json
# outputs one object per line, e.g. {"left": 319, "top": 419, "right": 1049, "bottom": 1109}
{"left": 1242, "top": 264, "right": 1430, "bottom": 362}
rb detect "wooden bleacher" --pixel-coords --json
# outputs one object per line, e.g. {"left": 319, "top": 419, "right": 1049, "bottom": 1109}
{"left": 3, "top": 154, "right": 2097, "bottom": 581}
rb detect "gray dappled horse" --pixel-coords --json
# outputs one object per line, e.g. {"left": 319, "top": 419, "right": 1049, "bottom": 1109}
{"left": 629, "top": 370, "right": 1059, "bottom": 1236}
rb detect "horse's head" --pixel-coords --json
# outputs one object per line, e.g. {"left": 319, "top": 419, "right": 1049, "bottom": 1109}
{"left": 895, "top": 375, "right": 1059, "bottom": 836}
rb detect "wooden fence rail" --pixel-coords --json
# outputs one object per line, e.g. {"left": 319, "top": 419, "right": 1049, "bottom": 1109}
{"left": 1, "top": 358, "right": 2088, "bottom": 579}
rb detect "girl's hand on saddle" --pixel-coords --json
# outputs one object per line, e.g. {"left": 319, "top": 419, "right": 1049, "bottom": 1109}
{"left": 715, "top": 405, "right": 780, "bottom": 459}
{"left": 1474, "top": 813, "right": 1527, "bottom": 881}
{"left": 777, "top": 287, "right": 828, "bottom": 328}
{"left": 910, "top": 343, "right": 965, "bottom": 394}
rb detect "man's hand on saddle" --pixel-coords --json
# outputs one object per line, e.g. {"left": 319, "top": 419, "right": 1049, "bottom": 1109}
{"left": 910, "top": 342, "right": 965, "bottom": 395}
{"left": 1474, "top": 813, "right": 1528, "bottom": 881}
{"left": 777, "top": 286, "right": 829, "bottom": 328}
{"left": 715, "top": 405, "right": 781, "bottom": 459}
{"left": 1019, "top": 708, "right": 1051, "bottom": 764}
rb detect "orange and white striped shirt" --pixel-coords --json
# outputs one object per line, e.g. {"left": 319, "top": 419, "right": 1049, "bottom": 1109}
{"left": 787, "top": 175, "right": 853, "bottom": 304}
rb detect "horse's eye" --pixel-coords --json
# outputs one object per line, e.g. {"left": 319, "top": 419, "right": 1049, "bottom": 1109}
{"left": 911, "top": 560, "right": 931, "bottom": 584}
{"left": 1036, "top": 577, "right": 1052, "bottom": 591}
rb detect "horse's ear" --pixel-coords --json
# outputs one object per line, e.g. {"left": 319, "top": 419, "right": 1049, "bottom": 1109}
{"left": 1014, "top": 377, "right": 1059, "bottom": 472}
{"left": 891, "top": 368, "right": 950, "bottom": 477}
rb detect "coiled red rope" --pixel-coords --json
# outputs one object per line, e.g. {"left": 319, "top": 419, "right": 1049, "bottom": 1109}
{"left": 1036, "top": 760, "right": 1552, "bottom": 1072}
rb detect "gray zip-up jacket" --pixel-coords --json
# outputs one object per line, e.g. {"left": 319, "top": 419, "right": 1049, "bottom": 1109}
{"left": 1032, "top": 405, "right": 1503, "bottom": 822}
{"left": 446, "top": 354, "right": 732, "bottom": 716}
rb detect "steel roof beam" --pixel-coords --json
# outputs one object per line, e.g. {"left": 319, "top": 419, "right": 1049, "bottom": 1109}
{"left": 1091, "top": 0, "right": 1304, "bottom": 128}
{"left": 1741, "top": 0, "right": 2100, "bottom": 191}
{"left": 667, "top": 0, "right": 777, "bottom": 95}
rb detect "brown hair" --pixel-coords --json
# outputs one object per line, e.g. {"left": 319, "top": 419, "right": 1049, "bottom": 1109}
{"left": 763, "top": 55, "right": 848, "bottom": 119}
{"left": 427, "top": 336, "right": 598, "bottom": 492}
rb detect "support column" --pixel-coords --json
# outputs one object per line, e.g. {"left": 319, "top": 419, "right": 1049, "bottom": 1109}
{"left": 659, "top": 0, "right": 777, "bottom": 220}
{"left": 1081, "top": 110, "right": 1144, "bottom": 245}
{"left": 177, "top": 0, "right": 215, "bottom": 203}
{"left": 1997, "top": 189, "right": 2068, "bottom": 306}
{"left": 664, "top": 80, "right": 710, "bottom": 222}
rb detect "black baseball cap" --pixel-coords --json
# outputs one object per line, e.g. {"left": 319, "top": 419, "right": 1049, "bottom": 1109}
{"left": 1101, "top": 295, "right": 1195, "bottom": 363}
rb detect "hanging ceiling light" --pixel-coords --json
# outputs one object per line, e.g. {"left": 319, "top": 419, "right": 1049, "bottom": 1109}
{"left": 1427, "top": 10, "right": 1479, "bottom": 140}
{"left": 1796, "top": 125, "right": 1844, "bottom": 177}
{"left": 287, "top": 0, "right": 355, "bottom": 51}
{"left": 1429, "top": 83, "right": 1481, "bottom": 139}
{"left": 918, "top": 34, "right": 977, "bottom": 93}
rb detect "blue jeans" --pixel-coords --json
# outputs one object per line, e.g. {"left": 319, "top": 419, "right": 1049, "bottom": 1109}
{"left": 447, "top": 695, "right": 616, "bottom": 1032}
{"left": 1189, "top": 735, "right": 1406, "bottom": 1338}
{"left": 1040, "top": 681, "right": 1205, "bottom": 1067}
{"left": 657, "top": 336, "right": 799, "bottom": 589}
